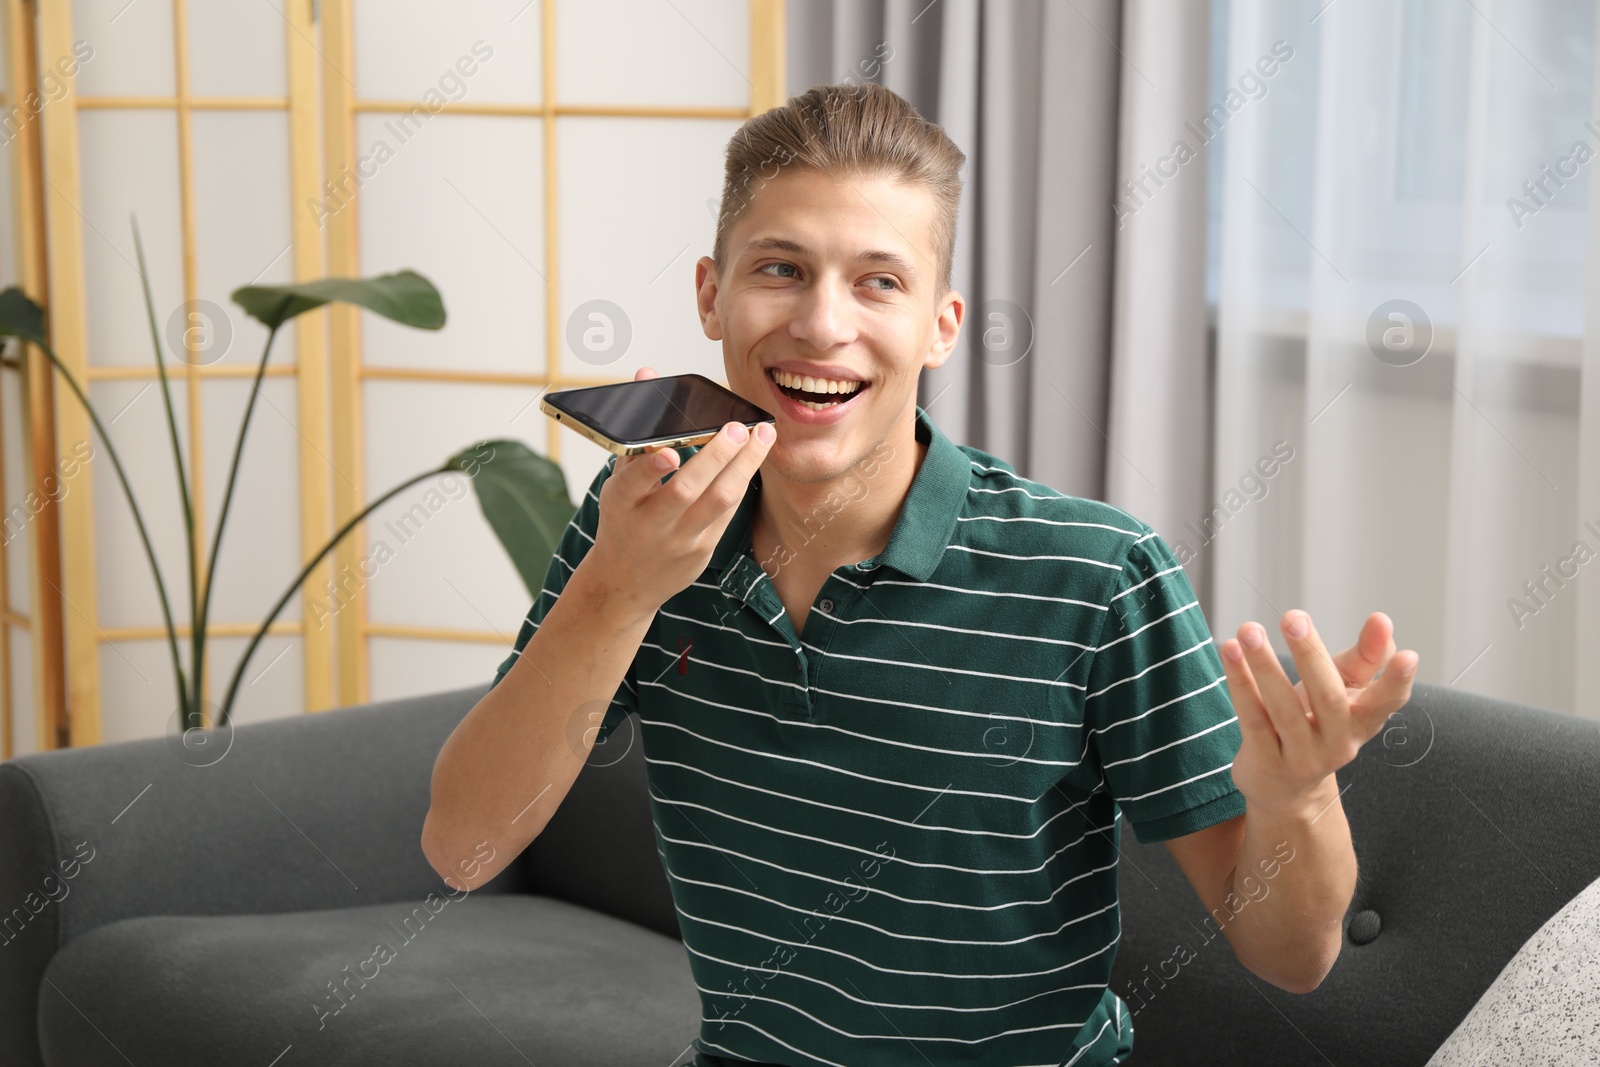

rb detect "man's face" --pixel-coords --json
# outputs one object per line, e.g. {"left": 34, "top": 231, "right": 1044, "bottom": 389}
{"left": 695, "top": 167, "right": 963, "bottom": 485}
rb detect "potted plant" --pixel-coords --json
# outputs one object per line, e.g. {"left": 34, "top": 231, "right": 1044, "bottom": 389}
{"left": 0, "top": 221, "right": 578, "bottom": 734}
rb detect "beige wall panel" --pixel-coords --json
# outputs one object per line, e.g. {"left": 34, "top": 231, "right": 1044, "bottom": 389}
{"left": 72, "top": 0, "right": 176, "bottom": 96}
{"left": 2, "top": 365, "right": 29, "bottom": 617}
{"left": 205, "top": 632, "right": 303, "bottom": 726}
{"left": 87, "top": 377, "right": 190, "bottom": 630}
{"left": 556, "top": 117, "right": 739, "bottom": 387}
{"left": 369, "top": 633, "right": 502, "bottom": 705}
{"left": 95, "top": 637, "right": 178, "bottom": 744}
{"left": 352, "top": 0, "right": 542, "bottom": 104}
{"left": 77, "top": 108, "right": 184, "bottom": 367}
{"left": 186, "top": 0, "right": 286, "bottom": 97}
{"left": 8, "top": 625, "right": 33, "bottom": 755}
{"left": 190, "top": 109, "right": 297, "bottom": 368}
{"left": 556, "top": 0, "right": 748, "bottom": 107}
{"left": 198, "top": 377, "right": 302, "bottom": 628}
{"left": 354, "top": 112, "right": 545, "bottom": 372}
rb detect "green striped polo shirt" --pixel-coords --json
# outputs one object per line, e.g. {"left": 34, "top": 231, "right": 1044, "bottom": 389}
{"left": 491, "top": 404, "right": 1246, "bottom": 1067}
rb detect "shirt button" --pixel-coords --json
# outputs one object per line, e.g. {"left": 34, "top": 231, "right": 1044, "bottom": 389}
{"left": 819, "top": 598, "right": 835, "bottom": 615}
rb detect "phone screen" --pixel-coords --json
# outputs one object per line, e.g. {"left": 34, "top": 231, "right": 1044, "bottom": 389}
{"left": 546, "top": 373, "right": 773, "bottom": 445}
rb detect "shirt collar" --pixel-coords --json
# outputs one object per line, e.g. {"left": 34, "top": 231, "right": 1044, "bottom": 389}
{"left": 707, "top": 405, "right": 970, "bottom": 603}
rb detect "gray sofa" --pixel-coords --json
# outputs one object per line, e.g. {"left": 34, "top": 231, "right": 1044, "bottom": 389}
{"left": 3, "top": 652, "right": 1597, "bottom": 1066}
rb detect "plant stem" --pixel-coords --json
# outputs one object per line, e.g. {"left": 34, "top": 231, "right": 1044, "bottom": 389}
{"left": 216, "top": 463, "right": 453, "bottom": 727}
{"left": 192, "top": 325, "right": 279, "bottom": 729}
{"left": 37, "top": 340, "right": 189, "bottom": 719}
{"left": 131, "top": 222, "right": 200, "bottom": 729}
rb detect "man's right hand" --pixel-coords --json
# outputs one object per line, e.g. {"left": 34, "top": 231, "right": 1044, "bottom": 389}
{"left": 581, "top": 366, "right": 777, "bottom": 617}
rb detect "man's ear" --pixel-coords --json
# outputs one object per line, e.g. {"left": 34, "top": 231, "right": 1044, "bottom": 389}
{"left": 925, "top": 287, "right": 964, "bottom": 371}
{"left": 695, "top": 256, "right": 723, "bottom": 341}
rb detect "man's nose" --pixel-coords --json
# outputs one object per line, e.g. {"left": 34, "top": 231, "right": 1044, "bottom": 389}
{"left": 788, "top": 277, "right": 857, "bottom": 350}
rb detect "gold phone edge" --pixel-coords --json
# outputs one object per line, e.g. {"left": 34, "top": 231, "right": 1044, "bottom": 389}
{"left": 538, "top": 394, "right": 764, "bottom": 457}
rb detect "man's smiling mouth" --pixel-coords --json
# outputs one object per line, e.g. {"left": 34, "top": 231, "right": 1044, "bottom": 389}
{"left": 766, "top": 367, "right": 870, "bottom": 410}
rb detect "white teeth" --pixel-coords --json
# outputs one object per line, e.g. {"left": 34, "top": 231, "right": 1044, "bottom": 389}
{"left": 771, "top": 368, "right": 862, "bottom": 395}
{"left": 799, "top": 399, "right": 830, "bottom": 411}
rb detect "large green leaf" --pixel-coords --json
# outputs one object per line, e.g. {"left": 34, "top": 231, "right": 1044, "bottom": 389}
{"left": 450, "top": 439, "right": 576, "bottom": 600}
{"left": 231, "top": 270, "right": 446, "bottom": 331}
{"left": 0, "top": 287, "right": 47, "bottom": 346}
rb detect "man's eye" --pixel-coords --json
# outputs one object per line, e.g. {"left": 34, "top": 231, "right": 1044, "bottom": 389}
{"left": 760, "top": 263, "right": 798, "bottom": 278}
{"left": 866, "top": 276, "right": 899, "bottom": 292}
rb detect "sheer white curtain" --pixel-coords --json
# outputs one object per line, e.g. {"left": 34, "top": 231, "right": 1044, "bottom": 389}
{"left": 1212, "top": 0, "right": 1600, "bottom": 718}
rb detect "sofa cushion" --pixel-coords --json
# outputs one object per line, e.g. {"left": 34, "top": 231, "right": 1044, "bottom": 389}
{"left": 1424, "top": 872, "right": 1600, "bottom": 1065}
{"left": 38, "top": 894, "right": 701, "bottom": 1067}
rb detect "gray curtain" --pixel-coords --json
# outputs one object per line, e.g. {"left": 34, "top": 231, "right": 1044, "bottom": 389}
{"left": 785, "top": 0, "right": 1220, "bottom": 615}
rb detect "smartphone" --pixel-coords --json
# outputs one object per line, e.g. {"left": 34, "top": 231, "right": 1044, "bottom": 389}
{"left": 540, "top": 373, "right": 776, "bottom": 457}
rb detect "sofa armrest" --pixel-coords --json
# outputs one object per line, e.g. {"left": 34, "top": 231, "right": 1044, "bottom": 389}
{"left": 0, "top": 682, "right": 526, "bottom": 1066}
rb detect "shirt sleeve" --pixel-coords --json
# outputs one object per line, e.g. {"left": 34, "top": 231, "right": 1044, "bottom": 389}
{"left": 1082, "top": 526, "right": 1245, "bottom": 844}
{"left": 488, "top": 453, "right": 639, "bottom": 747}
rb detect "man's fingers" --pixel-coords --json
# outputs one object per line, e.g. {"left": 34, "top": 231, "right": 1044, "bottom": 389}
{"left": 1331, "top": 612, "right": 1395, "bottom": 690}
{"left": 686, "top": 421, "right": 776, "bottom": 535}
{"left": 1219, "top": 638, "right": 1279, "bottom": 754}
{"left": 610, "top": 444, "right": 679, "bottom": 506}
{"left": 1238, "top": 620, "right": 1314, "bottom": 747}
{"left": 1281, "top": 610, "right": 1346, "bottom": 733}
{"left": 669, "top": 421, "right": 765, "bottom": 532}
{"left": 1353, "top": 649, "right": 1419, "bottom": 743}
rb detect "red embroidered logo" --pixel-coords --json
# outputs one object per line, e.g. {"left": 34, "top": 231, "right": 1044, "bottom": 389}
{"left": 678, "top": 635, "right": 693, "bottom": 676}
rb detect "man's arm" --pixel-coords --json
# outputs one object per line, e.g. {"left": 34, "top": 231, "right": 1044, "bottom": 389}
{"left": 1162, "top": 607, "right": 1416, "bottom": 994}
{"left": 422, "top": 535, "right": 653, "bottom": 891}
{"left": 1163, "top": 782, "right": 1356, "bottom": 994}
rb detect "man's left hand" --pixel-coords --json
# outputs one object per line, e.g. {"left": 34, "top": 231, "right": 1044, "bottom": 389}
{"left": 1220, "top": 610, "right": 1419, "bottom": 822}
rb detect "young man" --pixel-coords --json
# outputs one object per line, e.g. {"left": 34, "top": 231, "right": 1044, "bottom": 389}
{"left": 425, "top": 82, "right": 1419, "bottom": 1067}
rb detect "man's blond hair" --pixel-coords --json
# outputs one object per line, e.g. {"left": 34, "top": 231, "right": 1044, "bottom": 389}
{"left": 712, "top": 82, "right": 966, "bottom": 296}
